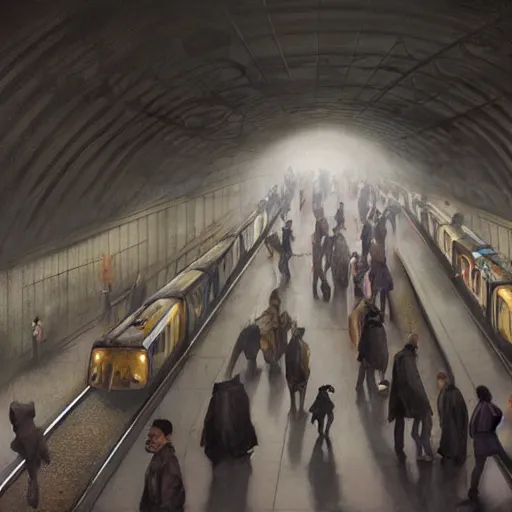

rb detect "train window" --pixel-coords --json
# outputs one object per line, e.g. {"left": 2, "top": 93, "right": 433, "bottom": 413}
{"left": 443, "top": 233, "right": 451, "bottom": 255}
{"left": 497, "top": 297, "right": 512, "bottom": 342}
{"left": 458, "top": 256, "right": 471, "bottom": 286}
{"left": 472, "top": 269, "right": 481, "bottom": 297}
{"left": 190, "top": 286, "right": 203, "bottom": 319}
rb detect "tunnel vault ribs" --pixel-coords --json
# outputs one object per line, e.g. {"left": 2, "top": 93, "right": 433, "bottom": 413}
{"left": 1, "top": 1, "right": 512, "bottom": 260}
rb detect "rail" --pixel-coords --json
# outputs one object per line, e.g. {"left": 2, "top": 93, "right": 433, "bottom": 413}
{"left": 0, "top": 206, "right": 282, "bottom": 506}
{"left": 72, "top": 212, "right": 281, "bottom": 511}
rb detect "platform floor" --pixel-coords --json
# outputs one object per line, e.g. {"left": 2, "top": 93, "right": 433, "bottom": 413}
{"left": 93, "top": 195, "right": 512, "bottom": 512}
{"left": 396, "top": 213, "right": 512, "bottom": 457}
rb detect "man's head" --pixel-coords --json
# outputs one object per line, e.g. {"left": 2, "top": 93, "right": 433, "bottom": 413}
{"left": 476, "top": 385, "right": 492, "bottom": 403}
{"left": 408, "top": 333, "right": 419, "bottom": 347}
{"left": 436, "top": 371, "right": 449, "bottom": 390}
{"left": 145, "top": 419, "right": 173, "bottom": 453}
{"left": 285, "top": 220, "right": 292, "bottom": 228}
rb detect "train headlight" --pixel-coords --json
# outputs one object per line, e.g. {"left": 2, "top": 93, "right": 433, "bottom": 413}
{"left": 94, "top": 351, "right": 103, "bottom": 362}
{"left": 138, "top": 353, "right": 147, "bottom": 363}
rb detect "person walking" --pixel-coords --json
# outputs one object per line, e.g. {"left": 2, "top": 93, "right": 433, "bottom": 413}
{"left": 388, "top": 333, "right": 434, "bottom": 462}
{"left": 356, "top": 307, "right": 388, "bottom": 394}
{"left": 32, "top": 317, "right": 44, "bottom": 362}
{"left": 141, "top": 419, "right": 185, "bottom": 512}
{"left": 461, "top": 386, "right": 505, "bottom": 505}
{"left": 436, "top": 371, "right": 468, "bottom": 466}
{"left": 279, "top": 220, "right": 295, "bottom": 282}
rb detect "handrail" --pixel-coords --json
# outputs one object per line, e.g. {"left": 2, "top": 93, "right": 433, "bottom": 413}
{"left": 72, "top": 212, "right": 281, "bottom": 512}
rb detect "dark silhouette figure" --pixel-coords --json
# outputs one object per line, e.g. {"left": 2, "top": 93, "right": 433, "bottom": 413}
{"left": 309, "top": 385, "right": 335, "bottom": 437}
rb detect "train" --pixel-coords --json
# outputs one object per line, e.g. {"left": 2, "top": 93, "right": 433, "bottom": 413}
{"left": 379, "top": 181, "right": 512, "bottom": 361}
{"left": 87, "top": 187, "right": 285, "bottom": 391}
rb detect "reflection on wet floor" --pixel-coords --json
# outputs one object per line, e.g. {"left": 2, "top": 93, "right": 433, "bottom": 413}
{"left": 93, "top": 192, "right": 512, "bottom": 512}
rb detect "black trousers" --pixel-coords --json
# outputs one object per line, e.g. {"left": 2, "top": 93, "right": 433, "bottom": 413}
{"left": 356, "top": 361, "right": 378, "bottom": 393}
{"left": 317, "top": 412, "right": 334, "bottom": 436}
{"left": 394, "top": 415, "right": 434, "bottom": 458}
{"left": 469, "top": 440, "right": 509, "bottom": 499}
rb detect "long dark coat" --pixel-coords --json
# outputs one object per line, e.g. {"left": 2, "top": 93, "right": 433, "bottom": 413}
{"left": 140, "top": 443, "right": 186, "bottom": 512}
{"left": 388, "top": 344, "right": 432, "bottom": 422}
{"left": 357, "top": 317, "right": 389, "bottom": 374}
{"left": 469, "top": 400, "right": 503, "bottom": 458}
{"left": 437, "top": 384, "right": 468, "bottom": 464}
{"left": 200, "top": 375, "right": 258, "bottom": 464}
{"left": 369, "top": 261, "right": 394, "bottom": 292}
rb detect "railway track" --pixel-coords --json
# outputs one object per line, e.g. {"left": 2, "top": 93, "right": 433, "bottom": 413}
{"left": 0, "top": 213, "right": 281, "bottom": 512}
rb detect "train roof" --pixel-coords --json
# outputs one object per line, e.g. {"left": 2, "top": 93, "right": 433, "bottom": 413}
{"left": 150, "top": 269, "right": 205, "bottom": 301}
{"left": 454, "top": 234, "right": 489, "bottom": 254}
{"left": 189, "top": 237, "right": 235, "bottom": 271}
{"left": 99, "top": 297, "right": 178, "bottom": 346}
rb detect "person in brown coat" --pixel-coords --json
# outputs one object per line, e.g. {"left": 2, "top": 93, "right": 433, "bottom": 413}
{"left": 140, "top": 419, "right": 185, "bottom": 512}
{"left": 9, "top": 401, "right": 50, "bottom": 509}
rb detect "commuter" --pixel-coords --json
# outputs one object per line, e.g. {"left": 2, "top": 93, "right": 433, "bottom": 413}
{"left": 334, "top": 202, "right": 346, "bottom": 231}
{"left": 436, "top": 371, "right": 468, "bottom": 466}
{"left": 201, "top": 374, "right": 258, "bottom": 465}
{"left": 356, "top": 306, "right": 389, "bottom": 394}
{"left": 309, "top": 385, "right": 335, "bottom": 437}
{"left": 32, "top": 317, "right": 44, "bottom": 362}
{"left": 360, "top": 219, "right": 372, "bottom": 264}
{"left": 461, "top": 386, "right": 506, "bottom": 505}
{"left": 369, "top": 258, "right": 394, "bottom": 319}
{"left": 9, "top": 401, "right": 50, "bottom": 509}
{"left": 279, "top": 220, "right": 294, "bottom": 282}
{"left": 140, "top": 419, "right": 185, "bottom": 512}
{"left": 388, "top": 333, "right": 434, "bottom": 462}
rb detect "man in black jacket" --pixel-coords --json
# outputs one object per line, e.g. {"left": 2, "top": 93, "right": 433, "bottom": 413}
{"left": 436, "top": 371, "right": 468, "bottom": 466}
{"left": 141, "top": 419, "right": 185, "bottom": 512}
{"left": 388, "top": 334, "right": 434, "bottom": 462}
{"left": 463, "top": 386, "right": 506, "bottom": 504}
{"left": 356, "top": 307, "right": 388, "bottom": 394}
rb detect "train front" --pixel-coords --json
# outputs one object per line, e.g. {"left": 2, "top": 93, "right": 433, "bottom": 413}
{"left": 88, "top": 341, "right": 149, "bottom": 391}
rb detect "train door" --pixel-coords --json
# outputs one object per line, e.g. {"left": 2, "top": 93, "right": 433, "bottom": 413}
{"left": 495, "top": 291, "right": 512, "bottom": 343}
{"left": 438, "top": 226, "right": 453, "bottom": 263}
{"left": 471, "top": 267, "right": 486, "bottom": 308}
{"left": 165, "top": 304, "right": 183, "bottom": 355}
{"left": 186, "top": 281, "right": 206, "bottom": 338}
{"left": 455, "top": 252, "right": 472, "bottom": 287}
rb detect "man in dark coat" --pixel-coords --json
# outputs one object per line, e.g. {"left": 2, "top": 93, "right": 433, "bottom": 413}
{"left": 141, "top": 419, "right": 185, "bottom": 512}
{"left": 201, "top": 374, "right": 258, "bottom": 465}
{"left": 360, "top": 220, "right": 373, "bottom": 264}
{"left": 463, "top": 385, "right": 506, "bottom": 504}
{"left": 436, "top": 371, "right": 468, "bottom": 466}
{"left": 9, "top": 401, "right": 50, "bottom": 509}
{"left": 280, "top": 220, "right": 294, "bottom": 281}
{"left": 369, "top": 259, "right": 394, "bottom": 318}
{"left": 388, "top": 334, "right": 434, "bottom": 462}
{"left": 356, "top": 307, "right": 388, "bottom": 394}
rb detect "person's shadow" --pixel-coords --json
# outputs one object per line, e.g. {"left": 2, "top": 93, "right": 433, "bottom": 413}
{"left": 307, "top": 436, "right": 342, "bottom": 511}
{"left": 267, "top": 363, "right": 285, "bottom": 416}
{"left": 287, "top": 409, "right": 308, "bottom": 468}
{"left": 204, "top": 457, "right": 252, "bottom": 512}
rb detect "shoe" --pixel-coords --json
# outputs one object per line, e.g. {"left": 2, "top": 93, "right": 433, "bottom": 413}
{"left": 417, "top": 454, "right": 434, "bottom": 462}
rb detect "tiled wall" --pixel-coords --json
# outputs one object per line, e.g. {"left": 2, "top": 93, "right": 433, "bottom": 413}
{"left": 0, "top": 176, "right": 269, "bottom": 365}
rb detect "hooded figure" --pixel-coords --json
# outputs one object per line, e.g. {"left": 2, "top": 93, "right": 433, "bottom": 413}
{"left": 309, "top": 385, "right": 335, "bottom": 437}
{"left": 334, "top": 202, "right": 345, "bottom": 230}
{"left": 9, "top": 401, "right": 50, "bottom": 509}
{"left": 360, "top": 220, "right": 373, "bottom": 263}
{"left": 436, "top": 372, "right": 468, "bottom": 465}
{"left": 356, "top": 307, "right": 389, "bottom": 393}
{"left": 200, "top": 375, "right": 258, "bottom": 465}
{"left": 331, "top": 229, "right": 350, "bottom": 288}
{"left": 388, "top": 336, "right": 434, "bottom": 462}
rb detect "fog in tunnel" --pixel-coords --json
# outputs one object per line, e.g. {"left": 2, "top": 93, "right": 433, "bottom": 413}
{"left": 2, "top": 0, "right": 512, "bottom": 264}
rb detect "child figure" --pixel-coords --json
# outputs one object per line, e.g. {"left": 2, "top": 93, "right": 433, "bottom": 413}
{"left": 309, "top": 385, "right": 335, "bottom": 437}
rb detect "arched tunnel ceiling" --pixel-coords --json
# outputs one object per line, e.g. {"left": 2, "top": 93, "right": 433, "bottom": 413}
{"left": 1, "top": 0, "right": 512, "bottom": 264}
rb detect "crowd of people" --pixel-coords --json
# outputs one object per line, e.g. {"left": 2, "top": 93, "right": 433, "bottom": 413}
{"left": 8, "top": 174, "right": 508, "bottom": 512}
